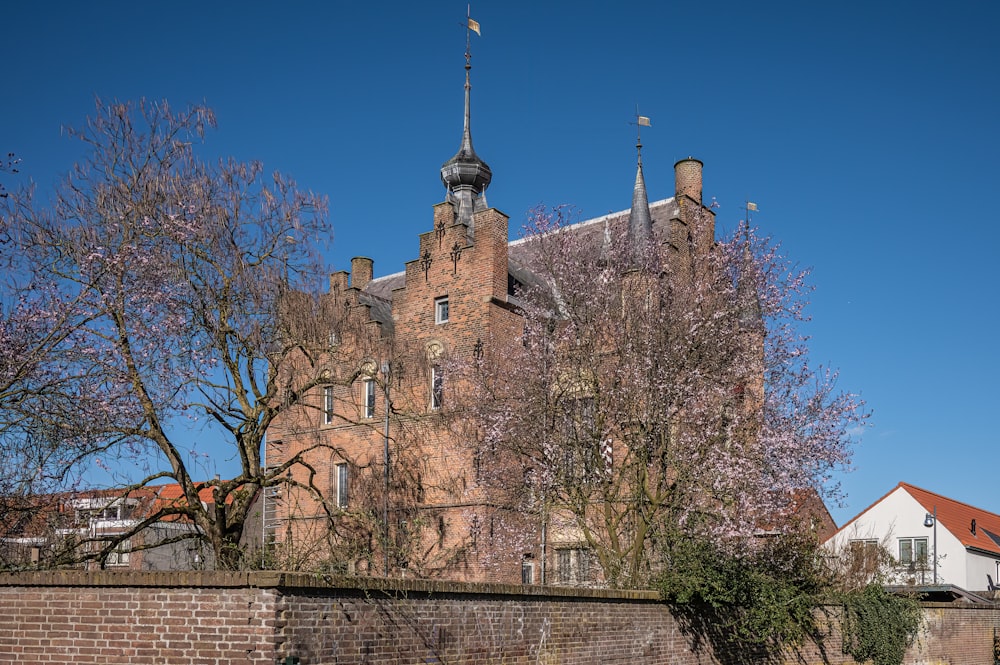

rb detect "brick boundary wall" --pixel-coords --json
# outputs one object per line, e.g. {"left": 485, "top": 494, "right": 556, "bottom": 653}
{"left": 0, "top": 571, "right": 998, "bottom": 664}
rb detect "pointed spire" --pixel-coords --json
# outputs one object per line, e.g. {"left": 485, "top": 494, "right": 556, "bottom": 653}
{"left": 627, "top": 112, "right": 653, "bottom": 263}
{"left": 737, "top": 220, "right": 764, "bottom": 333}
{"left": 441, "top": 9, "right": 491, "bottom": 231}
{"left": 629, "top": 144, "right": 652, "bottom": 246}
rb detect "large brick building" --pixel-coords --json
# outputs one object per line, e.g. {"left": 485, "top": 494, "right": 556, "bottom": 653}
{"left": 264, "top": 44, "right": 723, "bottom": 585}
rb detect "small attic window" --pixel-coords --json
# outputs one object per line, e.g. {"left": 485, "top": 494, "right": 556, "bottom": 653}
{"left": 971, "top": 518, "right": 977, "bottom": 535}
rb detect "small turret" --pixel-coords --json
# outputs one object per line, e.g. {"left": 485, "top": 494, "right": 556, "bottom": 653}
{"left": 626, "top": 115, "right": 653, "bottom": 267}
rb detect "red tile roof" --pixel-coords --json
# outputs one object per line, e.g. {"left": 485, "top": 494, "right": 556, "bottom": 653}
{"left": 899, "top": 482, "right": 1000, "bottom": 557}
{"left": 2, "top": 481, "right": 241, "bottom": 537}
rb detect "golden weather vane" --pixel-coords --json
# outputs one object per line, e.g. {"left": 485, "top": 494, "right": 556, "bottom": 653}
{"left": 628, "top": 106, "right": 652, "bottom": 158}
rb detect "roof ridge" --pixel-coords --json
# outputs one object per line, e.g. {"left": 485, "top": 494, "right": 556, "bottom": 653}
{"left": 507, "top": 197, "right": 676, "bottom": 249}
{"left": 901, "top": 481, "right": 1000, "bottom": 520}
{"left": 367, "top": 270, "right": 406, "bottom": 285}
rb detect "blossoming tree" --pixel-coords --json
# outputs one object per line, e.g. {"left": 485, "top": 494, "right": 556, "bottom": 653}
{"left": 450, "top": 206, "right": 865, "bottom": 588}
{"left": 0, "top": 99, "right": 342, "bottom": 568}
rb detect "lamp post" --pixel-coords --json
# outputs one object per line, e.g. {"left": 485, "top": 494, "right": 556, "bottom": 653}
{"left": 381, "top": 361, "right": 391, "bottom": 578}
{"left": 923, "top": 506, "right": 937, "bottom": 585}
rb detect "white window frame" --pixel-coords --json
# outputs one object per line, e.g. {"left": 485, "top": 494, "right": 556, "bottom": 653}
{"left": 898, "top": 537, "right": 928, "bottom": 566}
{"left": 849, "top": 538, "right": 880, "bottom": 552}
{"left": 334, "top": 462, "right": 349, "bottom": 509}
{"left": 557, "top": 549, "right": 572, "bottom": 583}
{"left": 106, "top": 539, "right": 131, "bottom": 567}
{"left": 323, "top": 386, "right": 335, "bottom": 425}
{"left": 363, "top": 378, "right": 376, "bottom": 419}
{"left": 434, "top": 296, "right": 449, "bottom": 324}
{"left": 556, "top": 547, "right": 591, "bottom": 585}
{"left": 521, "top": 559, "right": 535, "bottom": 585}
{"left": 431, "top": 365, "right": 443, "bottom": 410}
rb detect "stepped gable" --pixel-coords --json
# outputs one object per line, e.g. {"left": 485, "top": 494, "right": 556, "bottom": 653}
{"left": 358, "top": 197, "right": 681, "bottom": 311}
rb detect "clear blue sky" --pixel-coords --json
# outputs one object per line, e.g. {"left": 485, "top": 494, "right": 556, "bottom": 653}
{"left": 4, "top": 1, "right": 998, "bottom": 526}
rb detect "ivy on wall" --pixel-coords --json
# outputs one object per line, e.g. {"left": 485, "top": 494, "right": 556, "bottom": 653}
{"left": 840, "top": 584, "right": 922, "bottom": 665}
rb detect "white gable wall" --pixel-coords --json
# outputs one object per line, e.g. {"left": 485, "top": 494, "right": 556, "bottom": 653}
{"left": 964, "top": 549, "right": 1000, "bottom": 593}
{"left": 826, "top": 486, "right": 966, "bottom": 587}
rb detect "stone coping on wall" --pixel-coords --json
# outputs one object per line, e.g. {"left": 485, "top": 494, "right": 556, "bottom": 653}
{"left": 0, "top": 569, "right": 661, "bottom": 601}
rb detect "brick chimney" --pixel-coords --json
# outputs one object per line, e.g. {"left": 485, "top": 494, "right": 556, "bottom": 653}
{"left": 674, "top": 157, "right": 703, "bottom": 203}
{"left": 350, "top": 257, "right": 373, "bottom": 290}
{"left": 329, "top": 271, "right": 349, "bottom": 295}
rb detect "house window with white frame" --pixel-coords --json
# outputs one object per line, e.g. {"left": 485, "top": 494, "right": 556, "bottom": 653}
{"left": 555, "top": 547, "right": 592, "bottom": 585}
{"left": 898, "top": 537, "right": 928, "bottom": 566}
{"left": 334, "top": 462, "right": 349, "bottom": 509}
{"left": 106, "top": 538, "right": 131, "bottom": 567}
{"left": 522, "top": 557, "right": 535, "bottom": 584}
{"left": 845, "top": 538, "right": 883, "bottom": 578}
{"left": 434, "top": 296, "right": 449, "bottom": 324}
{"left": 363, "top": 378, "right": 376, "bottom": 419}
{"left": 323, "top": 386, "right": 335, "bottom": 425}
{"left": 431, "top": 365, "right": 443, "bottom": 409}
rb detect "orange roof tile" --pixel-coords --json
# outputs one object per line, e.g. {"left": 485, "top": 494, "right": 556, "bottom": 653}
{"left": 899, "top": 482, "right": 1000, "bottom": 556}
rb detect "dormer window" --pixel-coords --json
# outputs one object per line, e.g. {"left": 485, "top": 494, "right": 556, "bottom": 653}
{"left": 435, "top": 296, "right": 449, "bottom": 324}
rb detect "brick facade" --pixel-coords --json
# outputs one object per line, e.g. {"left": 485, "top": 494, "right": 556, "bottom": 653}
{"left": 260, "top": 40, "right": 752, "bottom": 585}
{"left": 264, "top": 174, "right": 724, "bottom": 583}
{"left": 265, "top": 197, "right": 529, "bottom": 581}
{"left": 1, "top": 572, "right": 999, "bottom": 664}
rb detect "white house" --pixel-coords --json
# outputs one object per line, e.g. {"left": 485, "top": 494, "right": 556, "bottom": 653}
{"left": 825, "top": 482, "right": 1000, "bottom": 593}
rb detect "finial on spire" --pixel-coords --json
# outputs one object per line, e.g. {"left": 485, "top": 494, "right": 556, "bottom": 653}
{"left": 441, "top": 7, "right": 491, "bottom": 231}
{"left": 466, "top": 4, "right": 480, "bottom": 62}
{"left": 737, "top": 212, "right": 764, "bottom": 333}
{"left": 633, "top": 107, "right": 651, "bottom": 163}
{"left": 627, "top": 108, "right": 653, "bottom": 258}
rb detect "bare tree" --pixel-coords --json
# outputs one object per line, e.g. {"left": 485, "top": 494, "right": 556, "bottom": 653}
{"left": 0, "top": 152, "right": 18, "bottom": 199}
{"left": 450, "top": 206, "right": 866, "bottom": 588}
{"left": 0, "top": 99, "right": 343, "bottom": 568}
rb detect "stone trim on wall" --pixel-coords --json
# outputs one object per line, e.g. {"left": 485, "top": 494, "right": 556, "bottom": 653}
{"left": 0, "top": 570, "right": 661, "bottom": 600}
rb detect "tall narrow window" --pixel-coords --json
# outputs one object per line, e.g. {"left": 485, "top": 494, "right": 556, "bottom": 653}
{"left": 522, "top": 559, "right": 535, "bottom": 585}
{"left": 434, "top": 296, "right": 449, "bottom": 324}
{"left": 431, "top": 365, "right": 443, "bottom": 409}
{"left": 323, "top": 386, "right": 335, "bottom": 425}
{"left": 577, "top": 549, "right": 591, "bottom": 582}
{"left": 557, "top": 549, "right": 571, "bottom": 583}
{"left": 335, "top": 462, "right": 349, "bottom": 509}
{"left": 363, "top": 378, "right": 376, "bottom": 419}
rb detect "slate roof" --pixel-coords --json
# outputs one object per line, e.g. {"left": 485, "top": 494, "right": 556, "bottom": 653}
{"left": 361, "top": 197, "right": 681, "bottom": 309}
